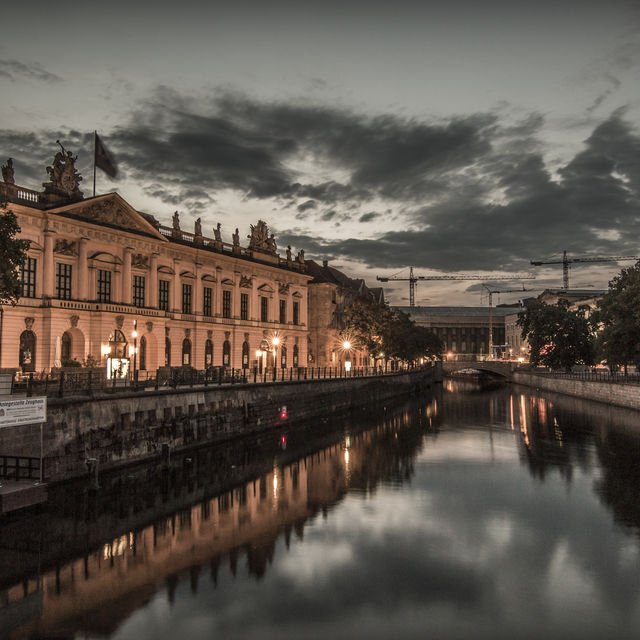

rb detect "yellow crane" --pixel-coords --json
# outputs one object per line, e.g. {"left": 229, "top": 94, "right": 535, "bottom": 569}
{"left": 376, "top": 267, "right": 536, "bottom": 307}
{"left": 530, "top": 250, "right": 639, "bottom": 289}
{"left": 482, "top": 285, "right": 538, "bottom": 359}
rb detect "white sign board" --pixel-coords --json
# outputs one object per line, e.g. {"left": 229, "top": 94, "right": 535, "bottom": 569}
{"left": 0, "top": 397, "right": 47, "bottom": 428}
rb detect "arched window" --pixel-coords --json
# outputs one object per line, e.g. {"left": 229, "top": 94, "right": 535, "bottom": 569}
{"left": 242, "top": 341, "right": 250, "bottom": 369}
{"left": 19, "top": 330, "right": 36, "bottom": 372}
{"left": 165, "top": 337, "right": 171, "bottom": 367}
{"left": 205, "top": 339, "right": 213, "bottom": 367}
{"left": 108, "top": 329, "right": 128, "bottom": 358}
{"left": 293, "top": 344, "right": 299, "bottom": 368}
{"left": 182, "top": 338, "right": 192, "bottom": 366}
{"left": 222, "top": 340, "right": 231, "bottom": 367}
{"left": 139, "top": 336, "right": 147, "bottom": 370}
{"left": 61, "top": 331, "right": 72, "bottom": 364}
{"left": 280, "top": 345, "right": 287, "bottom": 369}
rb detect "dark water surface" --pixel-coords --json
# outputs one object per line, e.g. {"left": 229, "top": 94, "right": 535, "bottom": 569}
{"left": 2, "top": 381, "right": 640, "bottom": 639}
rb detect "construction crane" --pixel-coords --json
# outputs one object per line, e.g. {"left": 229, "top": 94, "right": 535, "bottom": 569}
{"left": 482, "top": 285, "right": 537, "bottom": 359}
{"left": 376, "top": 267, "right": 536, "bottom": 307}
{"left": 530, "top": 250, "right": 639, "bottom": 290}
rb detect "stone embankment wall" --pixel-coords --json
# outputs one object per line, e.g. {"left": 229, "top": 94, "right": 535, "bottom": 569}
{"left": 512, "top": 371, "right": 640, "bottom": 411}
{"left": 0, "top": 369, "right": 433, "bottom": 482}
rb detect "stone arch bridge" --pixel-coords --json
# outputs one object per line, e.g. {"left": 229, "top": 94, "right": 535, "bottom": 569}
{"left": 441, "top": 360, "right": 516, "bottom": 379}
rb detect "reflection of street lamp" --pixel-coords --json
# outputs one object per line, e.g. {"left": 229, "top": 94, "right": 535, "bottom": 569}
{"left": 272, "top": 335, "right": 280, "bottom": 369}
{"left": 132, "top": 319, "right": 138, "bottom": 381}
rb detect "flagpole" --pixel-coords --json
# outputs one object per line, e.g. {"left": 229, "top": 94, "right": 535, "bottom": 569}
{"left": 93, "top": 130, "right": 97, "bottom": 197}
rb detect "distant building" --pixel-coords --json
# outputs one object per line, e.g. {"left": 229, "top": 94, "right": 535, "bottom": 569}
{"left": 305, "top": 259, "right": 383, "bottom": 368}
{"left": 1, "top": 151, "right": 310, "bottom": 374}
{"left": 398, "top": 305, "right": 519, "bottom": 359}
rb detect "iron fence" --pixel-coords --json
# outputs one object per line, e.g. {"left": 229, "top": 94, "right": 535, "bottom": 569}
{"left": 11, "top": 363, "right": 429, "bottom": 398}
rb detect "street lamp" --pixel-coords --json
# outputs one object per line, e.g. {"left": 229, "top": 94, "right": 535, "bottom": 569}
{"left": 272, "top": 335, "right": 280, "bottom": 369}
{"left": 343, "top": 340, "right": 352, "bottom": 372}
{"left": 132, "top": 319, "right": 138, "bottom": 381}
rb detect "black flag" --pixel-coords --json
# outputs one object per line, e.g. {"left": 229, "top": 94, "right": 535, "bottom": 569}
{"left": 94, "top": 132, "right": 117, "bottom": 178}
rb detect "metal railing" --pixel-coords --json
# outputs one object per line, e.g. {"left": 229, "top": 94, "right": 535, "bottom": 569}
{"left": 11, "top": 363, "right": 431, "bottom": 398}
{"left": 527, "top": 369, "right": 640, "bottom": 385}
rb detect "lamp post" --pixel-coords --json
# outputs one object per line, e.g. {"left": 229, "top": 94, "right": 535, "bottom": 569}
{"left": 132, "top": 319, "right": 138, "bottom": 382}
{"left": 343, "top": 340, "right": 351, "bottom": 373}
{"left": 272, "top": 335, "right": 280, "bottom": 370}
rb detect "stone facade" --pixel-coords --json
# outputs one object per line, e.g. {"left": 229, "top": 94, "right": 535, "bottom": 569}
{"left": 305, "top": 260, "right": 383, "bottom": 368}
{"left": 1, "top": 165, "right": 310, "bottom": 375}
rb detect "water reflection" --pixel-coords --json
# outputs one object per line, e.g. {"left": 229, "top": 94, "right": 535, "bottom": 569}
{"left": 1, "top": 383, "right": 640, "bottom": 639}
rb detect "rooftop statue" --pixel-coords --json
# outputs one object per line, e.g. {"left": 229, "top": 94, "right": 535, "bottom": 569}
{"left": 43, "top": 141, "right": 83, "bottom": 200}
{"left": 248, "top": 220, "right": 277, "bottom": 255}
{"left": 1, "top": 158, "right": 15, "bottom": 184}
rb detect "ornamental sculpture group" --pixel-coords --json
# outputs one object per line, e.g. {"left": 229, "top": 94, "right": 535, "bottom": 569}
{"left": 4, "top": 141, "right": 307, "bottom": 269}
{"left": 171, "top": 211, "right": 305, "bottom": 265}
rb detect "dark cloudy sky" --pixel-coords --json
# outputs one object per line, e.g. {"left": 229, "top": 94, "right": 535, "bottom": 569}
{"left": 2, "top": 0, "right": 640, "bottom": 304}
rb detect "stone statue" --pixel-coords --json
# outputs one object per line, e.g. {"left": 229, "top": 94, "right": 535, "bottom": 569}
{"left": 43, "top": 141, "right": 83, "bottom": 200}
{"left": 232, "top": 228, "right": 240, "bottom": 247}
{"left": 214, "top": 223, "right": 222, "bottom": 242}
{"left": 297, "top": 249, "right": 305, "bottom": 263}
{"left": 172, "top": 211, "right": 180, "bottom": 230}
{"left": 1, "top": 158, "right": 15, "bottom": 184}
{"left": 248, "top": 220, "right": 276, "bottom": 254}
{"left": 286, "top": 245, "right": 292, "bottom": 261}
{"left": 194, "top": 217, "right": 202, "bottom": 236}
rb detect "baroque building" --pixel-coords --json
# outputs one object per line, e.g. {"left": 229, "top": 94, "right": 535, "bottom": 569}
{"left": 0, "top": 152, "right": 310, "bottom": 375}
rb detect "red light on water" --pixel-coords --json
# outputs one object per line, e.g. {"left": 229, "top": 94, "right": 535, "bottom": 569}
{"left": 280, "top": 410, "right": 287, "bottom": 419}
{"left": 280, "top": 435, "right": 287, "bottom": 445}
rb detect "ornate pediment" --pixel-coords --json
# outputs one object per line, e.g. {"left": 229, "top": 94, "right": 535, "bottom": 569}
{"left": 239, "top": 275, "right": 253, "bottom": 288}
{"left": 48, "top": 193, "right": 167, "bottom": 241}
{"left": 278, "top": 283, "right": 290, "bottom": 295}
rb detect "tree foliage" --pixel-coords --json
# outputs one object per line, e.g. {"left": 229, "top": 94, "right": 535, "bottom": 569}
{"left": 0, "top": 201, "right": 30, "bottom": 304}
{"left": 592, "top": 261, "right": 640, "bottom": 369}
{"left": 517, "top": 298, "right": 594, "bottom": 371}
{"left": 342, "top": 298, "right": 442, "bottom": 363}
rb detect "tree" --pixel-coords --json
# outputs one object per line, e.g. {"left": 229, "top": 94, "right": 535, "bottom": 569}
{"left": 517, "top": 298, "right": 594, "bottom": 371}
{"left": 0, "top": 200, "right": 30, "bottom": 304}
{"left": 592, "top": 261, "right": 640, "bottom": 370}
{"left": 343, "top": 298, "right": 442, "bottom": 363}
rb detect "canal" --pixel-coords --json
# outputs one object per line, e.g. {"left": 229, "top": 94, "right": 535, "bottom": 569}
{"left": 1, "top": 380, "right": 640, "bottom": 639}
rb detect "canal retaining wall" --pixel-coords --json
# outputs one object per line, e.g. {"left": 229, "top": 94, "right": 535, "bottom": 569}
{"left": 512, "top": 371, "right": 640, "bottom": 411}
{"left": 0, "top": 369, "right": 434, "bottom": 482}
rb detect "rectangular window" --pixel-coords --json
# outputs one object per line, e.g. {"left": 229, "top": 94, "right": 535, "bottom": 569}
{"left": 158, "top": 280, "right": 170, "bottom": 311}
{"left": 293, "top": 300, "right": 299, "bottom": 325}
{"left": 55, "top": 263, "right": 72, "bottom": 300}
{"left": 260, "top": 296, "right": 269, "bottom": 322}
{"left": 97, "top": 269, "right": 111, "bottom": 302}
{"left": 182, "top": 283, "right": 192, "bottom": 314}
{"left": 203, "top": 286, "right": 212, "bottom": 316}
{"left": 279, "top": 299, "right": 286, "bottom": 324}
{"left": 133, "top": 275, "right": 145, "bottom": 308}
{"left": 240, "top": 293, "right": 249, "bottom": 320}
{"left": 222, "top": 290, "right": 231, "bottom": 318}
{"left": 20, "top": 257, "right": 36, "bottom": 298}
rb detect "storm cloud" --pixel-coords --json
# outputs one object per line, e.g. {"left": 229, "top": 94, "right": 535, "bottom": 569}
{"left": 2, "top": 89, "right": 640, "bottom": 283}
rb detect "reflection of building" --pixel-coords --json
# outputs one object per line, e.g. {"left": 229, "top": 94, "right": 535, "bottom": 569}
{"left": 1, "top": 153, "right": 310, "bottom": 373}
{"left": 305, "top": 260, "right": 383, "bottom": 367}
{"left": 0, "top": 408, "right": 421, "bottom": 638}
{"left": 401, "top": 306, "right": 517, "bottom": 359}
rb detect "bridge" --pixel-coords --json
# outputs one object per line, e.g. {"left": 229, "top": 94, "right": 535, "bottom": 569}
{"left": 441, "top": 360, "right": 516, "bottom": 379}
